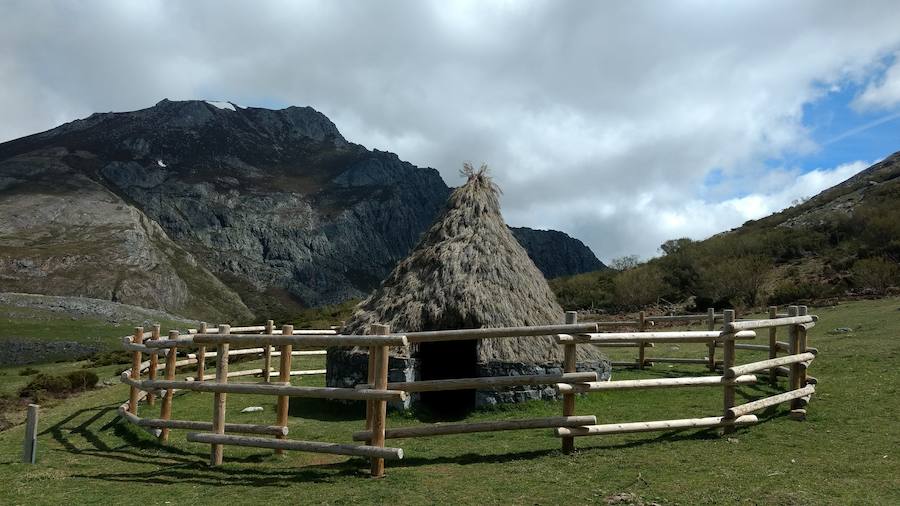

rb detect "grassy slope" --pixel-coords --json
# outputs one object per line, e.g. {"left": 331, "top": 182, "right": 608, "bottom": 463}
{"left": 0, "top": 299, "right": 194, "bottom": 360}
{"left": 0, "top": 303, "right": 186, "bottom": 345}
{"left": 0, "top": 298, "right": 898, "bottom": 504}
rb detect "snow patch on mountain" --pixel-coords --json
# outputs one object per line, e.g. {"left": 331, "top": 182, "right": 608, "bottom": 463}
{"left": 206, "top": 100, "right": 237, "bottom": 111}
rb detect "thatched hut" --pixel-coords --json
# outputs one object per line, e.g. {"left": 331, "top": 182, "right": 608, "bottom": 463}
{"left": 326, "top": 165, "right": 609, "bottom": 412}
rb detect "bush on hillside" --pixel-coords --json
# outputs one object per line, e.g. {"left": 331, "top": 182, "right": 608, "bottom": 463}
{"left": 608, "top": 255, "right": 640, "bottom": 271}
{"left": 766, "top": 280, "right": 840, "bottom": 306}
{"left": 697, "top": 255, "right": 771, "bottom": 308}
{"left": 20, "top": 370, "right": 99, "bottom": 400}
{"left": 549, "top": 270, "right": 615, "bottom": 310}
{"left": 19, "top": 367, "right": 40, "bottom": 376}
{"left": 657, "top": 249, "right": 701, "bottom": 299}
{"left": 852, "top": 257, "right": 900, "bottom": 294}
{"left": 66, "top": 370, "right": 100, "bottom": 391}
{"left": 614, "top": 265, "right": 666, "bottom": 309}
{"left": 84, "top": 350, "right": 132, "bottom": 368}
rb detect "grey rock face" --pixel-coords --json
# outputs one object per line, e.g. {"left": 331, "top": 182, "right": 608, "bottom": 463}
{"left": 511, "top": 227, "right": 607, "bottom": 278}
{"left": 0, "top": 150, "right": 252, "bottom": 321}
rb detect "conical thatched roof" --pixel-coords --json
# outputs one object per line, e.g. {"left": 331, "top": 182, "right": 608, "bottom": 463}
{"left": 344, "top": 164, "right": 604, "bottom": 364}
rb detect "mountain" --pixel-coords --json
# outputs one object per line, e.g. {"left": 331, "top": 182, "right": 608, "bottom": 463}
{"left": 510, "top": 227, "right": 606, "bottom": 278}
{"left": 0, "top": 99, "right": 604, "bottom": 320}
{"left": 750, "top": 151, "right": 900, "bottom": 230}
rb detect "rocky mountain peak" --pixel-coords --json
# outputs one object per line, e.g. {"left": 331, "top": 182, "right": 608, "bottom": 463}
{"left": 1, "top": 100, "right": 604, "bottom": 320}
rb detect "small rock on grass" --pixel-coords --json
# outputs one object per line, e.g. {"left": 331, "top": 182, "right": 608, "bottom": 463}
{"left": 605, "top": 492, "right": 661, "bottom": 506}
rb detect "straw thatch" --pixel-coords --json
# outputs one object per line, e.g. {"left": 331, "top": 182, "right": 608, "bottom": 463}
{"left": 343, "top": 163, "right": 604, "bottom": 365}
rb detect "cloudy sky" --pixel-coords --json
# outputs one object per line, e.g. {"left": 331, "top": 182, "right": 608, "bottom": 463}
{"left": 3, "top": 1, "right": 900, "bottom": 262}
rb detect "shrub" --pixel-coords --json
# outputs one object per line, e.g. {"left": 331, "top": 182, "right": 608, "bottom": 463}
{"left": 550, "top": 270, "right": 615, "bottom": 310}
{"left": 698, "top": 255, "right": 771, "bottom": 307}
{"left": 85, "top": 350, "right": 133, "bottom": 368}
{"left": 852, "top": 257, "right": 900, "bottom": 294}
{"left": 21, "top": 374, "right": 71, "bottom": 398}
{"left": 65, "top": 370, "right": 99, "bottom": 391}
{"left": 19, "top": 367, "right": 40, "bottom": 376}
{"left": 19, "top": 370, "right": 99, "bottom": 399}
{"left": 614, "top": 265, "right": 666, "bottom": 309}
{"left": 609, "top": 255, "right": 640, "bottom": 271}
{"left": 767, "top": 280, "right": 838, "bottom": 306}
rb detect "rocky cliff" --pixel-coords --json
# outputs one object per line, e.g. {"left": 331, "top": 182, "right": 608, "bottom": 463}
{"left": 0, "top": 100, "right": 603, "bottom": 319}
{"left": 510, "top": 227, "right": 606, "bottom": 278}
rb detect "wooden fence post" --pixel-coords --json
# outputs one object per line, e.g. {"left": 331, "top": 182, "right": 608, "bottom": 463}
{"left": 263, "top": 320, "right": 274, "bottom": 383}
{"left": 370, "top": 324, "right": 390, "bottom": 477}
{"left": 799, "top": 305, "right": 809, "bottom": 387}
{"left": 365, "top": 326, "right": 377, "bottom": 445}
{"left": 787, "top": 306, "right": 800, "bottom": 396}
{"left": 147, "top": 324, "right": 161, "bottom": 406}
{"left": 722, "top": 309, "right": 737, "bottom": 434}
{"left": 21, "top": 404, "right": 39, "bottom": 464}
{"left": 197, "top": 322, "right": 207, "bottom": 382}
{"left": 210, "top": 324, "right": 230, "bottom": 466}
{"left": 562, "top": 311, "right": 578, "bottom": 454}
{"left": 128, "top": 327, "right": 144, "bottom": 414}
{"left": 160, "top": 330, "right": 178, "bottom": 442}
{"left": 275, "top": 324, "right": 293, "bottom": 455}
{"left": 707, "top": 308, "right": 716, "bottom": 371}
{"left": 638, "top": 310, "right": 647, "bottom": 369}
{"left": 768, "top": 306, "right": 778, "bottom": 386}
{"left": 792, "top": 306, "right": 809, "bottom": 412}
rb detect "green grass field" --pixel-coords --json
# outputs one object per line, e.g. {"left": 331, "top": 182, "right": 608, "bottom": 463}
{"left": 1, "top": 298, "right": 898, "bottom": 504}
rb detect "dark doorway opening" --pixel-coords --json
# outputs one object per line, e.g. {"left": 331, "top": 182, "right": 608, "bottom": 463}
{"left": 418, "top": 339, "right": 478, "bottom": 417}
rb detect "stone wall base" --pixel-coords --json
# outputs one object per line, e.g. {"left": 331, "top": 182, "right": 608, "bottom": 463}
{"left": 326, "top": 349, "right": 611, "bottom": 410}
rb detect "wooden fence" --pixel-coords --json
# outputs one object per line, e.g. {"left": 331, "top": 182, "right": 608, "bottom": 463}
{"left": 118, "top": 306, "right": 818, "bottom": 477}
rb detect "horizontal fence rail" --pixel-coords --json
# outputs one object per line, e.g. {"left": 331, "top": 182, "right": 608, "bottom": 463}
{"left": 555, "top": 330, "right": 757, "bottom": 344}
{"left": 194, "top": 334, "right": 408, "bottom": 348}
{"left": 555, "top": 374, "right": 758, "bottom": 393}
{"left": 402, "top": 323, "right": 599, "bottom": 343}
{"left": 352, "top": 416, "right": 599, "bottom": 440}
{"left": 186, "top": 433, "right": 404, "bottom": 460}
{"left": 354, "top": 372, "right": 598, "bottom": 392}
{"left": 726, "top": 315, "right": 816, "bottom": 332}
{"left": 553, "top": 415, "right": 760, "bottom": 437}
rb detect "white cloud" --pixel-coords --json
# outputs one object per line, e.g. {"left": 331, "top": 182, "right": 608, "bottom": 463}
{"left": 854, "top": 52, "right": 900, "bottom": 111}
{"left": 510, "top": 160, "right": 869, "bottom": 261}
{"left": 0, "top": 1, "right": 898, "bottom": 262}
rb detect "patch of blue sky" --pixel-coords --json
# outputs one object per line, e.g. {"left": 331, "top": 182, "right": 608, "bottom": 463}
{"left": 789, "top": 56, "right": 900, "bottom": 172}
{"left": 236, "top": 97, "right": 293, "bottom": 110}
{"left": 195, "top": 86, "right": 292, "bottom": 111}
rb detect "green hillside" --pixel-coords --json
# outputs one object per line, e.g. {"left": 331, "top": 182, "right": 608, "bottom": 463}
{"left": 552, "top": 152, "right": 900, "bottom": 312}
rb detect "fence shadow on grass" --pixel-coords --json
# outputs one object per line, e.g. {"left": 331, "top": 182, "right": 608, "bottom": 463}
{"left": 287, "top": 397, "right": 366, "bottom": 421}
{"left": 37, "top": 398, "right": 368, "bottom": 486}
{"left": 38, "top": 401, "right": 278, "bottom": 467}
{"left": 45, "top": 395, "right": 797, "bottom": 488}
{"left": 73, "top": 459, "right": 366, "bottom": 487}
